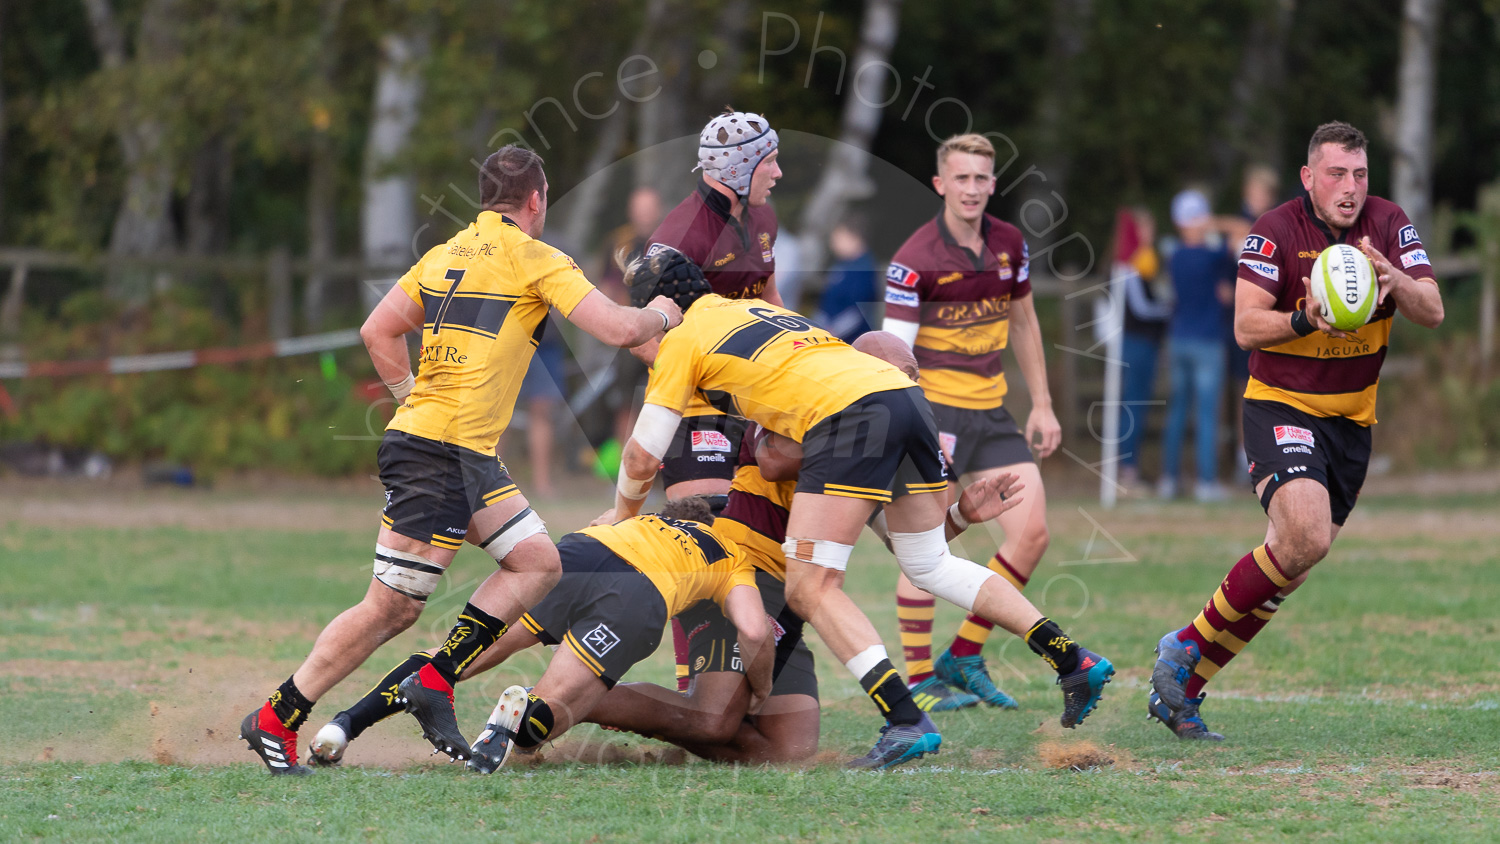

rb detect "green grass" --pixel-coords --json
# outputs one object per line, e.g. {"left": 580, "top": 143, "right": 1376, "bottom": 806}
{"left": 2, "top": 486, "right": 1499, "bottom": 842}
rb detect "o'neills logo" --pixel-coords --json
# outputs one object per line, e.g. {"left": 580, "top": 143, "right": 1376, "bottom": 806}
{"left": 933, "top": 296, "right": 1010, "bottom": 325}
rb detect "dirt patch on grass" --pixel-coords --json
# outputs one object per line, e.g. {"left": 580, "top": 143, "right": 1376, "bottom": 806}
{"left": 1036, "top": 739, "right": 1119, "bottom": 771}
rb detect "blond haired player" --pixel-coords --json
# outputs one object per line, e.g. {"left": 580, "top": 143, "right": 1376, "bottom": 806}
{"left": 240, "top": 146, "right": 683, "bottom": 775}
{"left": 1148, "top": 121, "right": 1444, "bottom": 740}
{"left": 882, "top": 133, "right": 1060, "bottom": 711}
{"left": 605, "top": 254, "right": 1114, "bottom": 768}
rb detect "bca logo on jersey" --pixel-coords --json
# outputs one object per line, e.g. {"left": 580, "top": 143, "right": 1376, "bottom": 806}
{"left": 1242, "top": 235, "right": 1277, "bottom": 259}
{"left": 691, "top": 431, "right": 733, "bottom": 452}
{"left": 581, "top": 623, "right": 621, "bottom": 657}
{"left": 1273, "top": 425, "right": 1315, "bottom": 447}
{"left": 1398, "top": 225, "right": 1422, "bottom": 249}
{"left": 886, "top": 262, "right": 919, "bottom": 288}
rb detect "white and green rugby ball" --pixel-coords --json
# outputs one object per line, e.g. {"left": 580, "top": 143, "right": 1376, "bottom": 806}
{"left": 1309, "top": 243, "right": 1377, "bottom": 332}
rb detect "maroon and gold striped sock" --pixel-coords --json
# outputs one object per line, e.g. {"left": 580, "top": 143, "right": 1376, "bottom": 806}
{"left": 671, "top": 617, "right": 690, "bottom": 692}
{"left": 1187, "top": 594, "right": 1285, "bottom": 697}
{"left": 898, "top": 595, "right": 937, "bottom": 684}
{"left": 949, "top": 552, "right": 1029, "bottom": 658}
{"left": 1176, "top": 545, "right": 1292, "bottom": 682}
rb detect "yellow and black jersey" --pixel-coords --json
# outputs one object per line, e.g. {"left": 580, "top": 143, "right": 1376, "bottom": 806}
{"left": 643, "top": 295, "right": 914, "bottom": 442}
{"left": 576, "top": 515, "right": 757, "bottom": 618}
{"left": 716, "top": 431, "right": 795, "bottom": 580}
{"left": 387, "top": 211, "right": 597, "bottom": 453}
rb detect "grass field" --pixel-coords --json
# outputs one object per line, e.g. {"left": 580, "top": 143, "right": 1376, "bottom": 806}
{"left": 3, "top": 475, "right": 1499, "bottom": 842}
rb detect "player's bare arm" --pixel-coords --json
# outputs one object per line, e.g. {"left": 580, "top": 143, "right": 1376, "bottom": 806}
{"left": 361, "top": 284, "right": 426, "bottom": 399}
{"left": 594, "top": 403, "right": 679, "bottom": 523}
{"left": 1006, "top": 292, "right": 1061, "bottom": 457}
{"left": 759, "top": 273, "right": 785, "bottom": 307}
{"left": 1359, "top": 236, "right": 1444, "bottom": 328}
{"left": 1234, "top": 278, "right": 1350, "bottom": 347}
{"left": 567, "top": 289, "right": 683, "bottom": 348}
{"left": 723, "top": 584, "right": 774, "bottom": 714}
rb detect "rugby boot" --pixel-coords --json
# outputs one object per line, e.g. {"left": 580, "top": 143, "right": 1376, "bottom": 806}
{"left": 1147, "top": 691, "right": 1225, "bottom": 741}
{"left": 240, "top": 702, "right": 312, "bottom": 775}
{"left": 1058, "top": 648, "right": 1115, "bottom": 728}
{"left": 308, "top": 712, "right": 354, "bottom": 767}
{"left": 1150, "top": 630, "right": 1202, "bottom": 713}
{"left": 397, "top": 664, "right": 469, "bottom": 761}
{"left": 846, "top": 713, "right": 942, "bottom": 771}
{"left": 934, "top": 649, "right": 1020, "bottom": 709}
{"left": 908, "top": 676, "right": 981, "bottom": 712}
{"left": 467, "top": 685, "right": 529, "bottom": 774}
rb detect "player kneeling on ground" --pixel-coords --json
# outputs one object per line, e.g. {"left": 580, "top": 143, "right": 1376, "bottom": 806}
{"left": 605, "top": 249, "right": 1116, "bottom": 769}
{"left": 308, "top": 497, "right": 771, "bottom": 771}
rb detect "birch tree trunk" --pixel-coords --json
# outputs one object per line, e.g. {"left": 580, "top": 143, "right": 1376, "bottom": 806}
{"left": 82, "top": 0, "right": 181, "bottom": 300}
{"left": 360, "top": 27, "right": 429, "bottom": 312}
{"left": 633, "top": 0, "right": 693, "bottom": 200}
{"left": 792, "top": 0, "right": 903, "bottom": 275}
{"left": 1392, "top": 0, "right": 1442, "bottom": 239}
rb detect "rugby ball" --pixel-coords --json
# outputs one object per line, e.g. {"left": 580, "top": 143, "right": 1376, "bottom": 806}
{"left": 1309, "top": 244, "right": 1377, "bottom": 331}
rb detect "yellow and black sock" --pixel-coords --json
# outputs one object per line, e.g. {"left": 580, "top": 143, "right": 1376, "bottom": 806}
{"left": 859, "top": 659, "right": 924, "bottom": 727}
{"left": 1024, "top": 617, "right": 1080, "bottom": 676}
{"left": 429, "top": 602, "right": 507, "bottom": 686}
{"left": 344, "top": 652, "right": 432, "bottom": 740}
{"left": 513, "top": 692, "right": 555, "bottom": 749}
{"left": 270, "top": 675, "right": 314, "bottom": 732}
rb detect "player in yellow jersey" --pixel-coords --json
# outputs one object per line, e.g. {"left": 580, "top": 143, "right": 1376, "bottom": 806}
{"left": 603, "top": 252, "right": 1116, "bottom": 768}
{"left": 294, "top": 497, "right": 771, "bottom": 771}
{"left": 240, "top": 146, "right": 685, "bottom": 775}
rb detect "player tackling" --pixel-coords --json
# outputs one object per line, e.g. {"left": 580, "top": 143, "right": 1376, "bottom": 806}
{"left": 1148, "top": 122, "right": 1444, "bottom": 740}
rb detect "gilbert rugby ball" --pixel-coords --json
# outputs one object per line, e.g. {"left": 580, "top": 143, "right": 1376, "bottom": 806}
{"left": 1309, "top": 243, "right": 1377, "bottom": 332}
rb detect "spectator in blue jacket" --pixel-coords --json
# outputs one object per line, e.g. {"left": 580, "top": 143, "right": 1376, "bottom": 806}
{"left": 814, "top": 215, "right": 879, "bottom": 342}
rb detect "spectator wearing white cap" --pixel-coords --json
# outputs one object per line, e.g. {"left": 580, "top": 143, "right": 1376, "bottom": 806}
{"left": 1158, "top": 189, "right": 1235, "bottom": 501}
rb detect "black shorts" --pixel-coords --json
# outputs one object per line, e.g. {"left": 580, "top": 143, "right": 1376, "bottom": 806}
{"left": 519, "top": 535, "right": 669, "bottom": 689}
{"left": 1243, "top": 399, "right": 1371, "bottom": 526}
{"left": 377, "top": 430, "right": 520, "bottom": 551}
{"left": 929, "top": 401, "right": 1034, "bottom": 478}
{"left": 795, "top": 386, "right": 949, "bottom": 503}
{"left": 675, "top": 570, "right": 818, "bottom": 700}
{"left": 659, "top": 414, "right": 747, "bottom": 489}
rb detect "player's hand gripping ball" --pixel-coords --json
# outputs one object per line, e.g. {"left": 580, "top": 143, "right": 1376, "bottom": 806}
{"left": 1309, "top": 243, "right": 1377, "bottom": 332}
{"left": 626, "top": 245, "right": 712, "bottom": 311}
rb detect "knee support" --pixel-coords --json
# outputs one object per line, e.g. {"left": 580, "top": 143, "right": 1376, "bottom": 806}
{"left": 373, "top": 544, "right": 445, "bottom": 601}
{"left": 479, "top": 507, "right": 548, "bottom": 564}
{"left": 887, "top": 525, "right": 995, "bottom": 611}
{"left": 781, "top": 537, "right": 854, "bottom": 572}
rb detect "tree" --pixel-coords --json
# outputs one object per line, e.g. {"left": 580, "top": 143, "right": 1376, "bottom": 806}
{"left": 1392, "top": 0, "right": 1443, "bottom": 239}
{"left": 360, "top": 25, "right": 429, "bottom": 311}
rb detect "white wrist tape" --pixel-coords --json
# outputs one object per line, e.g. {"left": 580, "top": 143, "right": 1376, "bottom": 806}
{"left": 373, "top": 544, "right": 445, "bottom": 601}
{"left": 616, "top": 472, "right": 652, "bottom": 501}
{"left": 881, "top": 318, "right": 920, "bottom": 348}
{"left": 632, "top": 404, "right": 682, "bottom": 461}
{"left": 647, "top": 307, "right": 671, "bottom": 333}
{"left": 887, "top": 525, "right": 995, "bottom": 611}
{"left": 781, "top": 537, "right": 854, "bottom": 572}
{"left": 947, "top": 502, "right": 970, "bottom": 533}
{"left": 845, "top": 644, "right": 889, "bottom": 679}
{"left": 385, "top": 372, "right": 416, "bottom": 401}
{"left": 478, "top": 507, "right": 548, "bottom": 563}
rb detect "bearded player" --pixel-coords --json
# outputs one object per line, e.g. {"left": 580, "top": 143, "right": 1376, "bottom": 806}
{"left": 1148, "top": 121, "right": 1443, "bottom": 740}
{"left": 882, "top": 134, "right": 1060, "bottom": 711}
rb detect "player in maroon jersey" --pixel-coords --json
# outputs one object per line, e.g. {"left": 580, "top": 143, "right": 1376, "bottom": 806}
{"left": 641, "top": 108, "right": 783, "bottom": 688}
{"left": 881, "top": 133, "right": 1061, "bottom": 712}
{"left": 1149, "top": 121, "right": 1444, "bottom": 740}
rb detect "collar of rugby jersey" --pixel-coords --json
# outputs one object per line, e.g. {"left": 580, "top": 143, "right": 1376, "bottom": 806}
{"left": 695, "top": 176, "right": 751, "bottom": 252}
{"left": 1301, "top": 194, "right": 1353, "bottom": 247}
{"left": 934, "top": 211, "right": 993, "bottom": 272}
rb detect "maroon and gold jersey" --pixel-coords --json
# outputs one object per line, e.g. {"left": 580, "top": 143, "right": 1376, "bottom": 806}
{"left": 716, "top": 429, "right": 795, "bottom": 580}
{"left": 885, "top": 213, "right": 1031, "bottom": 410}
{"left": 648, "top": 178, "right": 777, "bottom": 301}
{"left": 1237, "top": 196, "right": 1435, "bottom": 425}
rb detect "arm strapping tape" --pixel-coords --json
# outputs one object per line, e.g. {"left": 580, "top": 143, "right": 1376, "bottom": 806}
{"left": 882, "top": 318, "right": 920, "bottom": 348}
{"left": 632, "top": 403, "right": 682, "bottom": 461}
{"left": 385, "top": 372, "right": 416, "bottom": 401}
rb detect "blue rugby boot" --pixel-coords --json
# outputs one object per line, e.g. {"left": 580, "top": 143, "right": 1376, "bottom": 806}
{"left": 1148, "top": 691, "right": 1225, "bottom": 741}
{"left": 846, "top": 713, "right": 942, "bottom": 770}
{"left": 934, "top": 649, "right": 1019, "bottom": 710}
{"left": 1150, "top": 630, "right": 1202, "bottom": 713}
{"left": 908, "top": 676, "right": 981, "bottom": 712}
{"left": 1057, "top": 648, "right": 1114, "bottom": 728}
